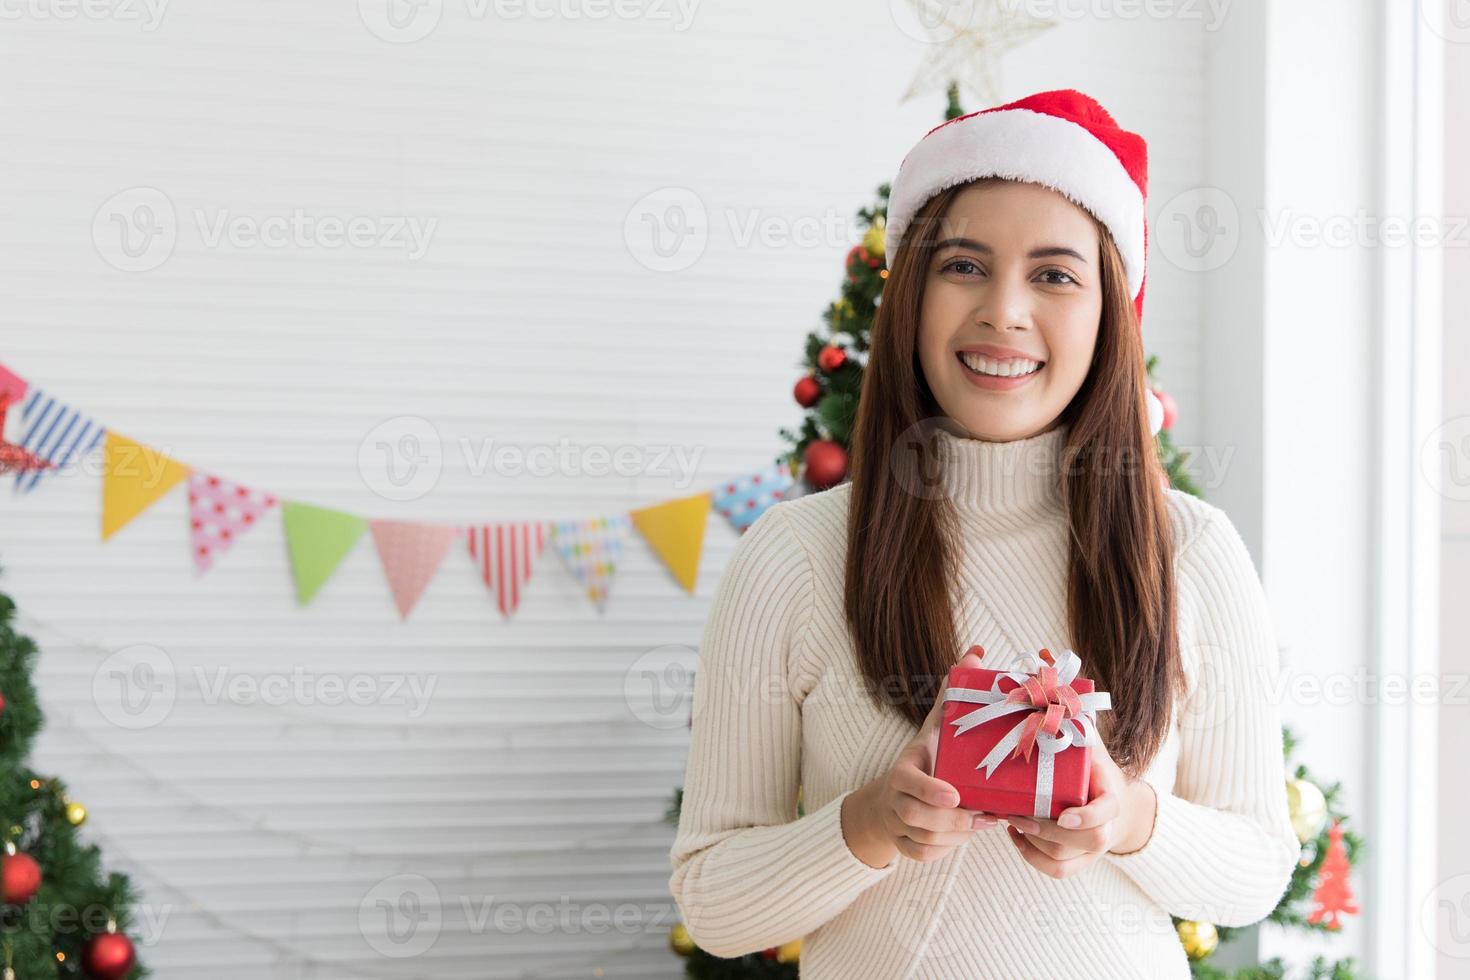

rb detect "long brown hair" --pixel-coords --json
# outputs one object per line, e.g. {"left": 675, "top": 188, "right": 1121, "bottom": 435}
{"left": 843, "top": 179, "right": 1184, "bottom": 778}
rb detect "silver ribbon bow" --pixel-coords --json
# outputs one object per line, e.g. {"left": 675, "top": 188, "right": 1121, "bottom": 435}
{"left": 942, "top": 648, "right": 1112, "bottom": 819}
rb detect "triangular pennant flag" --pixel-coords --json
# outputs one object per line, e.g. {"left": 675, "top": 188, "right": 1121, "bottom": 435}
{"left": 466, "top": 521, "right": 547, "bottom": 618}
{"left": 370, "top": 519, "right": 456, "bottom": 620}
{"left": 282, "top": 501, "right": 368, "bottom": 605}
{"left": 712, "top": 459, "right": 793, "bottom": 534}
{"left": 102, "top": 432, "right": 191, "bottom": 540}
{"left": 549, "top": 515, "right": 630, "bottom": 612}
{"left": 12, "top": 387, "right": 105, "bottom": 494}
{"left": 0, "top": 363, "right": 29, "bottom": 409}
{"left": 629, "top": 492, "right": 712, "bottom": 594}
{"left": 189, "top": 471, "right": 278, "bottom": 575}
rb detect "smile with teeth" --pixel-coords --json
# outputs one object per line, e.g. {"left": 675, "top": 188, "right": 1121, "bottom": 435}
{"left": 957, "top": 351, "right": 1045, "bottom": 378}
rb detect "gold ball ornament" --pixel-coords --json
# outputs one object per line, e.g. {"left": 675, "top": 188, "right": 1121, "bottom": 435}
{"left": 1286, "top": 777, "right": 1327, "bottom": 843}
{"left": 862, "top": 221, "right": 886, "bottom": 260}
{"left": 65, "top": 802, "right": 88, "bottom": 827}
{"left": 775, "top": 938, "right": 801, "bottom": 963}
{"left": 1176, "top": 919, "right": 1218, "bottom": 960}
{"left": 668, "top": 922, "right": 694, "bottom": 957}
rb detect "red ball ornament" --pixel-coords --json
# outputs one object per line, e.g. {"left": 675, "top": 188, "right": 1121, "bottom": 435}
{"left": 803, "top": 440, "right": 849, "bottom": 490}
{"left": 1152, "top": 387, "right": 1178, "bottom": 431}
{"left": 845, "top": 243, "right": 881, "bottom": 270}
{"left": 793, "top": 375, "right": 821, "bottom": 408}
{"left": 817, "top": 345, "right": 847, "bottom": 373}
{"left": 2, "top": 850, "right": 42, "bottom": 905}
{"left": 0, "top": 689, "right": 6, "bottom": 715}
{"left": 82, "top": 931, "right": 137, "bottom": 980}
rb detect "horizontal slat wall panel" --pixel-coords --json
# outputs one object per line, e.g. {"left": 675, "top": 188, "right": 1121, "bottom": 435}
{"left": 0, "top": 2, "right": 1206, "bottom": 976}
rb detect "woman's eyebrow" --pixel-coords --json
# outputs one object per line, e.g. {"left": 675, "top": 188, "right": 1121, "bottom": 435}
{"left": 934, "top": 237, "right": 1089, "bottom": 264}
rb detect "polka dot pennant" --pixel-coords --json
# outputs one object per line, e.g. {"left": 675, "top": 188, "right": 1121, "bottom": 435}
{"left": 189, "top": 471, "right": 278, "bottom": 575}
{"left": 711, "top": 459, "right": 793, "bottom": 534}
{"left": 549, "top": 514, "right": 631, "bottom": 613}
{"left": 370, "top": 519, "right": 457, "bottom": 620}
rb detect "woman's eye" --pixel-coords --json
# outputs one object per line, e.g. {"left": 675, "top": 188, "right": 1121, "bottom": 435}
{"left": 1039, "top": 269, "right": 1077, "bottom": 285}
{"left": 942, "top": 258, "right": 981, "bottom": 276}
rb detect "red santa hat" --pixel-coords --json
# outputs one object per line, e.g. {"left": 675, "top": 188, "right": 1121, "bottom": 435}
{"left": 884, "top": 88, "right": 1150, "bottom": 329}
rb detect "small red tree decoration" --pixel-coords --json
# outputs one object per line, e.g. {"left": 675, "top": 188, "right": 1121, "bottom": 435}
{"left": 1307, "top": 819, "right": 1360, "bottom": 929}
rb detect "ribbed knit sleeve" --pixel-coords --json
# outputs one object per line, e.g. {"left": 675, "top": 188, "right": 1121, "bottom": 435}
{"left": 1104, "top": 507, "right": 1300, "bottom": 927}
{"left": 668, "top": 504, "right": 897, "bottom": 957}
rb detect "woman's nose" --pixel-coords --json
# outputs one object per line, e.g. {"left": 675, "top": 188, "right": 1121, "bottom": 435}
{"left": 973, "top": 272, "right": 1034, "bottom": 331}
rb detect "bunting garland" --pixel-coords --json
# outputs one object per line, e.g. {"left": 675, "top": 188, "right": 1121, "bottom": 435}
{"left": 189, "top": 472, "right": 278, "bottom": 575}
{"left": 370, "top": 520, "right": 457, "bottom": 620}
{"left": 1, "top": 360, "right": 799, "bottom": 619}
{"left": 101, "top": 432, "right": 191, "bottom": 540}
{"left": 466, "top": 521, "right": 546, "bottom": 619}
{"left": 0, "top": 363, "right": 28, "bottom": 405}
{"left": 629, "top": 492, "right": 712, "bottom": 594}
{"left": 12, "top": 386, "right": 105, "bottom": 494}
{"left": 282, "top": 502, "right": 368, "bottom": 605}
{"left": 711, "top": 459, "right": 792, "bottom": 533}
{"left": 550, "top": 516, "right": 631, "bottom": 612}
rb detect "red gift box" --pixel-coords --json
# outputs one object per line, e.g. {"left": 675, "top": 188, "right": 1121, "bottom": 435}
{"left": 932, "top": 646, "right": 1111, "bottom": 820}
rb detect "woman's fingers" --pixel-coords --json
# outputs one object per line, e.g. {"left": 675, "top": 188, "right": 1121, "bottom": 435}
{"left": 1006, "top": 815, "right": 1112, "bottom": 855}
{"left": 1053, "top": 787, "right": 1122, "bottom": 832}
{"left": 1006, "top": 825, "right": 1098, "bottom": 878}
{"left": 891, "top": 756, "right": 961, "bottom": 809}
{"left": 1010, "top": 828, "right": 1087, "bottom": 861}
{"left": 879, "top": 644, "right": 1007, "bottom": 865}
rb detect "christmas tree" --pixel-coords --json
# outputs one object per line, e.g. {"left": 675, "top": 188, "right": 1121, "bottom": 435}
{"left": 0, "top": 583, "right": 146, "bottom": 980}
{"left": 1179, "top": 727, "right": 1364, "bottom": 978}
{"left": 669, "top": 84, "right": 1363, "bottom": 980}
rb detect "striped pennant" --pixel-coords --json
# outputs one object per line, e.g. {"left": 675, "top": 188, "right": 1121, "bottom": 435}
{"left": 466, "top": 521, "right": 547, "bottom": 618}
{"left": 13, "top": 388, "right": 105, "bottom": 494}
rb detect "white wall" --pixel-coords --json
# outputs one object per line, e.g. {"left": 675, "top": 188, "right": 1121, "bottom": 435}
{"left": 0, "top": 4, "right": 1211, "bottom": 978}
{"left": 1438, "top": 14, "right": 1469, "bottom": 978}
{"left": 1204, "top": 1, "right": 1442, "bottom": 976}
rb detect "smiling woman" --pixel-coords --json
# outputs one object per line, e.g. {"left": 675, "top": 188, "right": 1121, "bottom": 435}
{"left": 669, "top": 89, "right": 1299, "bottom": 979}
{"left": 847, "top": 149, "right": 1173, "bottom": 766}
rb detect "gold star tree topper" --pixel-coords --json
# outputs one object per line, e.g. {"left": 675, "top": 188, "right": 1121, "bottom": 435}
{"left": 900, "top": 0, "right": 1057, "bottom": 106}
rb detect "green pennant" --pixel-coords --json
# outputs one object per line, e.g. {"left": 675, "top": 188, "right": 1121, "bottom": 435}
{"left": 282, "top": 501, "right": 368, "bottom": 604}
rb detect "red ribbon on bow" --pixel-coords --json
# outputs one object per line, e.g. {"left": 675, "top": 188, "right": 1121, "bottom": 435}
{"left": 1003, "top": 648, "right": 1085, "bottom": 762}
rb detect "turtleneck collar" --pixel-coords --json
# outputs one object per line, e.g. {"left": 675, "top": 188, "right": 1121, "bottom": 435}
{"left": 931, "top": 421, "right": 1068, "bottom": 519}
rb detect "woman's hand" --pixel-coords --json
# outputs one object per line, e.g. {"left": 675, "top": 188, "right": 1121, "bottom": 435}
{"left": 842, "top": 645, "right": 999, "bottom": 867}
{"left": 1001, "top": 731, "right": 1158, "bottom": 879}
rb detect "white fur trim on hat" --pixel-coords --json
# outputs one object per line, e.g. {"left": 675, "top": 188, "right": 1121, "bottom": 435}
{"left": 885, "top": 108, "right": 1146, "bottom": 299}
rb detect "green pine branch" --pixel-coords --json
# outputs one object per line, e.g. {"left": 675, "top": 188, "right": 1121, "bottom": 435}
{"left": 0, "top": 577, "right": 148, "bottom": 980}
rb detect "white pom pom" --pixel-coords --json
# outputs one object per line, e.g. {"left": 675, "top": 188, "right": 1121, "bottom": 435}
{"left": 1145, "top": 388, "right": 1164, "bottom": 437}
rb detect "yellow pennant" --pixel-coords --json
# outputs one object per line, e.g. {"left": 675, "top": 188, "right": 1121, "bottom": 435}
{"left": 629, "top": 491, "right": 711, "bottom": 594}
{"left": 102, "top": 431, "right": 191, "bottom": 540}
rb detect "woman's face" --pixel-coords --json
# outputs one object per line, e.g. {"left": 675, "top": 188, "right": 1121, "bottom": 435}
{"left": 916, "top": 179, "right": 1104, "bottom": 442}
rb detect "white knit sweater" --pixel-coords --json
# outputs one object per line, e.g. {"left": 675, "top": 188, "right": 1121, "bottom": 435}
{"left": 668, "top": 422, "right": 1301, "bottom": 979}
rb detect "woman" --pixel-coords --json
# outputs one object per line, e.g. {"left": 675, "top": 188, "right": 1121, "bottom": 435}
{"left": 668, "top": 89, "right": 1299, "bottom": 978}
